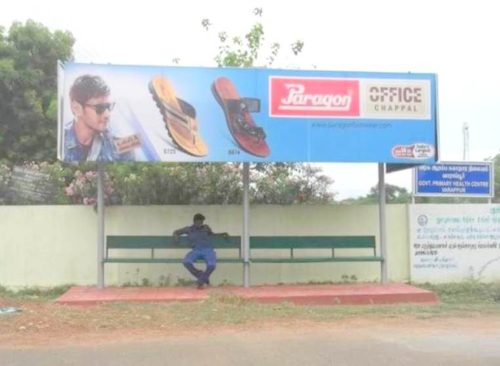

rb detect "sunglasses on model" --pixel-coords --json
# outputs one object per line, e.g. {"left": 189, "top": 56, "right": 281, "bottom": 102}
{"left": 84, "top": 102, "right": 115, "bottom": 115}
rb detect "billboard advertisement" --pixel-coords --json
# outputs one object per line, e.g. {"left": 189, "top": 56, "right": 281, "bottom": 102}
{"left": 413, "top": 161, "right": 494, "bottom": 197}
{"left": 58, "top": 62, "right": 438, "bottom": 163}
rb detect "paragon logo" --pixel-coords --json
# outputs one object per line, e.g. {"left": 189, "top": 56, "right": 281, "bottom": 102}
{"left": 280, "top": 84, "right": 352, "bottom": 111}
{"left": 270, "top": 77, "right": 360, "bottom": 118}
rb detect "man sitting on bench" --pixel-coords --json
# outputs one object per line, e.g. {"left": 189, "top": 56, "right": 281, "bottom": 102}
{"left": 173, "top": 213, "right": 228, "bottom": 289}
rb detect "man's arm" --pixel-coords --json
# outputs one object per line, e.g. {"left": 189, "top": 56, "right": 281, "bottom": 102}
{"left": 206, "top": 225, "right": 229, "bottom": 238}
{"left": 172, "top": 226, "right": 189, "bottom": 244}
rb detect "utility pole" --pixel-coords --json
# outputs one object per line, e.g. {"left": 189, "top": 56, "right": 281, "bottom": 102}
{"left": 463, "top": 122, "right": 469, "bottom": 161}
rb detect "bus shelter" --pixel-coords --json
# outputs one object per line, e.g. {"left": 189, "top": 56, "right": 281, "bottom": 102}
{"left": 58, "top": 63, "right": 438, "bottom": 288}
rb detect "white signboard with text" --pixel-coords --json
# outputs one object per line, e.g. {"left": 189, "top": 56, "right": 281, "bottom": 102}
{"left": 410, "top": 204, "right": 500, "bottom": 282}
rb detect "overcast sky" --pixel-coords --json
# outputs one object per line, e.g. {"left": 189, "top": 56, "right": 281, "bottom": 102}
{"left": 2, "top": 0, "right": 499, "bottom": 199}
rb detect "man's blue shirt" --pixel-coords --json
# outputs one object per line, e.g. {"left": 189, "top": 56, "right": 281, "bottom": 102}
{"left": 178, "top": 224, "right": 214, "bottom": 250}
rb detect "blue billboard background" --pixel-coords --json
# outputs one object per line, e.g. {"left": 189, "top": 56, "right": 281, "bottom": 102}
{"left": 58, "top": 63, "right": 438, "bottom": 163}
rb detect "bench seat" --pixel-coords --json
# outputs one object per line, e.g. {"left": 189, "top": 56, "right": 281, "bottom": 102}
{"left": 251, "top": 256, "right": 383, "bottom": 263}
{"left": 104, "top": 257, "right": 244, "bottom": 264}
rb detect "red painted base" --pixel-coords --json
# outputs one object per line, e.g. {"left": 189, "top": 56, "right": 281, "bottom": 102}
{"left": 55, "top": 283, "right": 438, "bottom": 306}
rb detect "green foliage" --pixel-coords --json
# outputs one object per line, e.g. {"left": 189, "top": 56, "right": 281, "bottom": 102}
{"left": 344, "top": 183, "right": 412, "bottom": 204}
{"left": 0, "top": 20, "right": 74, "bottom": 163}
{"left": 65, "top": 168, "right": 116, "bottom": 205}
{"left": 251, "top": 163, "right": 334, "bottom": 204}
{"left": 419, "top": 280, "right": 500, "bottom": 304}
{"left": 106, "top": 162, "right": 243, "bottom": 204}
{"left": 0, "top": 284, "right": 72, "bottom": 300}
{"left": 106, "top": 163, "right": 333, "bottom": 205}
{"left": 1, "top": 161, "right": 335, "bottom": 205}
{"left": 204, "top": 8, "right": 303, "bottom": 67}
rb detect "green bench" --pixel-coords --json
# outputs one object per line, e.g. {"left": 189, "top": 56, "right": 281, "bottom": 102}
{"left": 249, "top": 236, "right": 382, "bottom": 263}
{"left": 105, "top": 235, "right": 243, "bottom": 264}
{"left": 105, "top": 235, "right": 381, "bottom": 264}
{"left": 103, "top": 234, "right": 382, "bottom": 286}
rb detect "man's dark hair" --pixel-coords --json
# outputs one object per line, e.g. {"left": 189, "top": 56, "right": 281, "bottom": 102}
{"left": 193, "top": 213, "right": 205, "bottom": 221}
{"left": 70, "top": 75, "right": 110, "bottom": 105}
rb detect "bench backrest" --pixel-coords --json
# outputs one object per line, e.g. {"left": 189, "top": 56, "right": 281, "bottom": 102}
{"left": 106, "top": 235, "right": 376, "bottom": 250}
{"left": 249, "top": 236, "right": 376, "bottom": 249}
{"left": 106, "top": 235, "right": 241, "bottom": 250}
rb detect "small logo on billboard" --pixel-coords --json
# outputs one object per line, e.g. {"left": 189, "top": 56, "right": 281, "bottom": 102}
{"left": 392, "top": 143, "right": 434, "bottom": 160}
{"left": 113, "top": 134, "right": 142, "bottom": 154}
{"left": 269, "top": 77, "right": 360, "bottom": 118}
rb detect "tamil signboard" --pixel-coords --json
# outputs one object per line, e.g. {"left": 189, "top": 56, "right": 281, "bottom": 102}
{"left": 58, "top": 62, "right": 438, "bottom": 163}
{"left": 410, "top": 204, "right": 500, "bottom": 282}
{"left": 9, "top": 166, "right": 56, "bottom": 203}
{"left": 413, "top": 161, "right": 494, "bottom": 197}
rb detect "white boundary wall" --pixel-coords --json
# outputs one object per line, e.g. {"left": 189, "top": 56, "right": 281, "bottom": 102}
{"left": 410, "top": 204, "right": 500, "bottom": 282}
{"left": 1, "top": 204, "right": 408, "bottom": 289}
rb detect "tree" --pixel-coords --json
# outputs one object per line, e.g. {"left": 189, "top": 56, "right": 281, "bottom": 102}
{"left": 0, "top": 20, "right": 74, "bottom": 163}
{"left": 0, "top": 14, "right": 335, "bottom": 205}
{"left": 200, "top": 8, "right": 333, "bottom": 204}
{"left": 251, "top": 163, "right": 333, "bottom": 204}
{"left": 202, "top": 8, "right": 303, "bottom": 68}
{"left": 344, "top": 184, "right": 412, "bottom": 205}
{"left": 105, "top": 163, "right": 243, "bottom": 205}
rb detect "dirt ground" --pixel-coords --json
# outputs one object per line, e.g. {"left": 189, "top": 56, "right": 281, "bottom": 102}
{"left": 2, "top": 296, "right": 500, "bottom": 349}
{"left": 3, "top": 296, "right": 500, "bottom": 366}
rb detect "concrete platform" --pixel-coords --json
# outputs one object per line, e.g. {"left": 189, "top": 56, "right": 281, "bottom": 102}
{"left": 55, "top": 283, "right": 438, "bottom": 306}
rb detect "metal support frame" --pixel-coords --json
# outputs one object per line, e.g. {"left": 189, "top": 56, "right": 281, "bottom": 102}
{"left": 97, "top": 164, "right": 105, "bottom": 289}
{"left": 378, "top": 163, "right": 388, "bottom": 284}
{"left": 243, "top": 163, "right": 250, "bottom": 288}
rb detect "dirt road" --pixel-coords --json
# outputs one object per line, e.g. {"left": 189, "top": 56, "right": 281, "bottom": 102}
{"left": 2, "top": 317, "right": 500, "bottom": 366}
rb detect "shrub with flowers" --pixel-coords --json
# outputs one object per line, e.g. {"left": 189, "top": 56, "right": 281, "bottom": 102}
{"left": 65, "top": 170, "right": 115, "bottom": 205}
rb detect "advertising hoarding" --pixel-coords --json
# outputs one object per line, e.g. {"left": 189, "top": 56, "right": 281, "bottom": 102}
{"left": 58, "top": 63, "right": 438, "bottom": 163}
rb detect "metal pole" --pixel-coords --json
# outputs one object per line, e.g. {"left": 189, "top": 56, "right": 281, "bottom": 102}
{"left": 97, "top": 164, "right": 105, "bottom": 289}
{"left": 243, "top": 163, "right": 250, "bottom": 288}
{"left": 378, "top": 163, "right": 388, "bottom": 284}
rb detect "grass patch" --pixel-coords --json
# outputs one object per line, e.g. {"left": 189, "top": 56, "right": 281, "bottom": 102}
{"left": 0, "top": 284, "right": 72, "bottom": 301}
{"left": 417, "top": 280, "right": 500, "bottom": 304}
{"left": 2, "top": 281, "right": 500, "bottom": 329}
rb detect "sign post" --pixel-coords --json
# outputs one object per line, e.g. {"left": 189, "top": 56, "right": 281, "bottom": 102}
{"left": 97, "top": 164, "right": 105, "bottom": 289}
{"left": 378, "top": 164, "right": 388, "bottom": 284}
{"left": 243, "top": 163, "right": 250, "bottom": 288}
{"left": 413, "top": 161, "right": 494, "bottom": 199}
